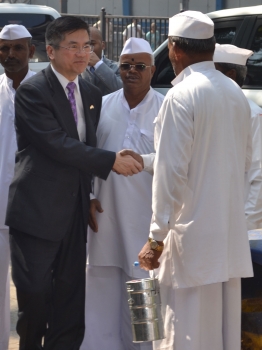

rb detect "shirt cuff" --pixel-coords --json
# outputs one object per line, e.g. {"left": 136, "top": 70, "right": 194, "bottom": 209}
{"left": 141, "top": 153, "right": 155, "bottom": 174}
{"left": 149, "top": 231, "right": 167, "bottom": 241}
{"left": 94, "top": 60, "right": 103, "bottom": 69}
{"left": 90, "top": 193, "right": 96, "bottom": 200}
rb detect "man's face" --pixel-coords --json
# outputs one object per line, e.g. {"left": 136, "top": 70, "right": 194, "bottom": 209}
{"left": 90, "top": 28, "right": 105, "bottom": 59}
{"left": 46, "top": 29, "right": 90, "bottom": 81}
{"left": 0, "top": 38, "right": 35, "bottom": 73}
{"left": 119, "top": 53, "right": 156, "bottom": 93}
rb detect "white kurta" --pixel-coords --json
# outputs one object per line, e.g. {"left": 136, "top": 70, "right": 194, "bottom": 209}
{"left": 0, "top": 69, "right": 36, "bottom": 229}
{"left": 150, "top": 62, "right": 253, "bottom": 289}
{"left": 245, "top": 98, "right": 262, "bottom": 230}
{"left": 87, "top": 87, "right": 164, "bottom": 277}
{"left": 0, "top": 70, "right": 35, "bottom": 350}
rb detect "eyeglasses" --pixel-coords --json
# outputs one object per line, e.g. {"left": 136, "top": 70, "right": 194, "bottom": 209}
{"left": 119, "top": 63, "right": 151, "bottom": 71}
{"left": 53, "top": 44, "right": 94, "bottom": 53}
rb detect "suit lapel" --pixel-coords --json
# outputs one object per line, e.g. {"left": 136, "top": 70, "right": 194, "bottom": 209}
{"left": 79, "top": 79, "right": 97, "bottom": 147}
{"left": 44, "top": 65, "right": 79, "bottom": 140}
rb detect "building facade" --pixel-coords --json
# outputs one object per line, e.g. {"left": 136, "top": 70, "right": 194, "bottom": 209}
{"left": 28, "top": 0, "right": 262, "bottom": 16}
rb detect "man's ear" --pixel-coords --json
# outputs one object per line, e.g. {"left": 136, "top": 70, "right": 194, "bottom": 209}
{"left": 29, "top": 44, "right": 36, "bottom": 59}
{"left": 173, "top": 42, "right": 184, "bottom": 60}
{"left": 151, "top": 65, "right": 156, "bottom": 77}
{"left": 46, "top": 45, "right": 55, "bottom": 60}
{"left": 225, "top": 69, "right": 237, "bottom": 81}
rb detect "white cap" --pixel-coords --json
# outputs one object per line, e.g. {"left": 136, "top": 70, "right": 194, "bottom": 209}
{"left": 213, "top": 44, "right": 253, "bottom": 65}
{"left": 0, "top": 24, "right": 32, "bottom": 40}
{"left": 120, "top": 37, "right": 153, "bottom": 56}
{"left": 168, "top": 11, "right": 214, "bottom": 39}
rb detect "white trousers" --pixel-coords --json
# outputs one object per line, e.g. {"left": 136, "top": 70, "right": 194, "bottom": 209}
{"left": 0, "top": 229, "right": 10, "bottom": 350}
{"left": 153, "top": 278, "right": 241, "bottom": 350}
{"left": 80, "top": 265, "right": 153, "bottom": 350}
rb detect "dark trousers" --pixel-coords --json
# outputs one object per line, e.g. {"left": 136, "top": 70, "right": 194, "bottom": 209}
{"left": 9, "top": 199, "right": 87, "bottom": 350}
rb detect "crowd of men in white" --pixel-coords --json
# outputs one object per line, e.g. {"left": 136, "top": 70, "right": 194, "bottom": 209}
{"left": 0, "top": 9, "right": 261, "bottom": 350}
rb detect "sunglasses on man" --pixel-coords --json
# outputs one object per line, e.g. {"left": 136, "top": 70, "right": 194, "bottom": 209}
{"left": 119, "top": 63, "right": 152, "bottom": 71}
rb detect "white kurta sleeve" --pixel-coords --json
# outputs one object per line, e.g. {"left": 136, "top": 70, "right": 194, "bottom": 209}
{"left": 245, "top": 112, "right": 262, "bottom": 230}
{"left": 149, "top": 95, "right": 194, "bottom": 241}
{"left": 141, "top": 153, "right": 155, "bottom": 175}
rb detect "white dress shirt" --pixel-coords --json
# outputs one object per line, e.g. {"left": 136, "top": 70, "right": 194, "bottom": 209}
{"left": 87, "top": 87, "right": 164, "bottom": 277}
{"left": 51, "top": 65, "right": 86, "bottom": 142}
{"left": 245, "top": 98, "right": 262, "bottom": 230}
{"left": 151, "top": 62, "right": 253, "bottom": 288}
{"left": 0, "top": 69, "right": 35, "bottom": 229}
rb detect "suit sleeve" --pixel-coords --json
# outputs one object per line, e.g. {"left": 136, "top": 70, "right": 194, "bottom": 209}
{"left": 15, "top": 82, "right": 116, "bottom": 180}
{"left": 94, "top": 61, "right": 123, "bottom": 93}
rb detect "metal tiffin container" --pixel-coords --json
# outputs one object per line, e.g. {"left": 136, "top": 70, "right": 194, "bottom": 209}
{"left": 126, "top": 271, "right": 165, "bottom": 343}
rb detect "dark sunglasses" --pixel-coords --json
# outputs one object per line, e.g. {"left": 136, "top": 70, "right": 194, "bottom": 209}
{"left": 119, "top": 63, "right": 151, "bottom": 71}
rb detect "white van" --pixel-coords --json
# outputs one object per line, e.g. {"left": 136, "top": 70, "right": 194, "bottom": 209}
{"left": 0, "top": 3, "right": 60, "bottom": 74}
{"left": 152, "top": 5, "right": 262, "bottom": 107}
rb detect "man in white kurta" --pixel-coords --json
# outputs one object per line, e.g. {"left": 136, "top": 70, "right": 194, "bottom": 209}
{"left": 213, "top": 44, "right": 262, "bottom": 231}
{"left": 0, "top": 24, "right": 35, "bottom": 350}
{"left": 80, "top": 38, "right": 164, "bottom": 350}
{"left": 138, "top": 11, "right": 253, "bottom": 350}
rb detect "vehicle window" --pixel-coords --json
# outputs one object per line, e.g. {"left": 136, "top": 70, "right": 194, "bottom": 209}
{"left": 245, "top": 25, "right": 262, "bottom": 88}
{"left": 214, "top": 27, "right": 236, "bottom": 44}
{"left": 152, "top": 25, "right": 238, "bottom": 88}
{"left": 0, "top": 14, "right": 55, "bottom": 62}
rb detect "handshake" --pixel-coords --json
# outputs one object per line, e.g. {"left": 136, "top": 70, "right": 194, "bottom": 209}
{"left": 112, "top": 149, "right": 144, "bottom": 176}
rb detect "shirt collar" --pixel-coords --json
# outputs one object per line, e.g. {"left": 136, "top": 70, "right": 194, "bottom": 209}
{"left": 121, "top": 86, "right": 155, "bottom": 111}
{"left": 87, "top": 57, "right": 103, "bottom": 71}
{"left": 4, "top": 68, "right": 33, "bottom": 89}
{"left": 51, "top": 64, "right": 80, "bottom": 93}
{"left": 171, "top": 61, "right": 215, "bottom": 87}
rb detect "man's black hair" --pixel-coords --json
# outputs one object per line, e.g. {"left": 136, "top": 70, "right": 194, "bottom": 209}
{"left": 45, "top": 16, "right": 89, "bottom": 46}
{"left": 169, "top": 36, "right": 216, "bottom": 56}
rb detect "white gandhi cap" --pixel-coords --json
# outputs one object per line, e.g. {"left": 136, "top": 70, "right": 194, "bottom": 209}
{"left": 120, "top": 37, "right": 153, "bottom": 56}
{"left": 213, "top": 44, "right": 253, "bottom": 65}
{"left": 0, "top": 24, "right": 32, "bottom": 40}
{"left": 168, "top": 11, "right": 214, "bottom": 39}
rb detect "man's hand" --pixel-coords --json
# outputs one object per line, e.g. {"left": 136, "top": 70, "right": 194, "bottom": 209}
{"left": 120, "top": 149, "right": 144, "bottom": 169}
{"left": 88, "top": 52, "right": 100, "bottom": 67}
{"left": 138, "top": 240, "right": 164, "bottom": 270}
{"left": 112, "top": 152, "right": 142, "bottom": 176}
{"left": 88, "top": 199, "right": 103, "bottom": 232}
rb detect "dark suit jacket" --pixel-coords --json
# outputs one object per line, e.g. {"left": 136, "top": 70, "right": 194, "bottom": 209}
{"left": 5, "top": 65, "right": 115, "bottom": 241}
{"left": 81, "top": 56, "right": 122, "bottom": 96}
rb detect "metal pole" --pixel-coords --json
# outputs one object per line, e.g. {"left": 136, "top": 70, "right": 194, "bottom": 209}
{"left": 60, "top": 0, "right": 67, "bottom": 13}
{"left": 180, "top": 0, "right": 189, "bottom": 11}
{"left": 100, "top": 7, "right": 106, "bottom": 41}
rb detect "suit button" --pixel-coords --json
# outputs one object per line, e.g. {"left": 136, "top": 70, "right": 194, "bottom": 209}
{"left": 72, "top": 192, "right": 76, "bottom": 197}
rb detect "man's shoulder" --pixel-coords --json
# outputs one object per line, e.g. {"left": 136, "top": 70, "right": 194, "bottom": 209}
{"left": 102, "top": 88, "right": 122, "bottom": 104}
{"left": 247, "top": 98, "right": 262, "bottom": 118}
{"left": 151, "top": 88, "right": 165, "bottom": 102}
{"left": 102, "top": 57, "right": 119, "bottom": 69}
{"left": 79, "top": 76, "right": 102, "bottom": 98}
{"left": 0, "top": 73, "right": 5, "bottom": 85}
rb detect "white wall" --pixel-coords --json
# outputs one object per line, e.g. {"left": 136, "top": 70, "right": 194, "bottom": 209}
{"left": 225, "top": 0, "right": 262, "bottom": 8}
{"left": 31, "top": 0, "right": 262, "bottom": 16}
{"left": 132, "top": 0, "right": 179, "bottom": 17}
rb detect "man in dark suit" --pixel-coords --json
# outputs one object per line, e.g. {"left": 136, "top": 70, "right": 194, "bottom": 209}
{"left": 81, "top": 27, "right": 122, "bottom": 96}
{"left": 5, "top": 16, "right": 141, "bottom": 350}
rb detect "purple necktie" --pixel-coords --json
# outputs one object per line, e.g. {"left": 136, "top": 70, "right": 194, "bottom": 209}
{"left": 67, "top": 82, "right": 78, "bottom": 124}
